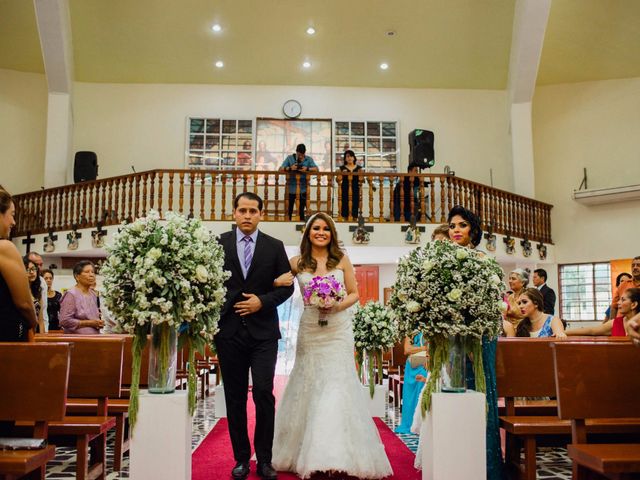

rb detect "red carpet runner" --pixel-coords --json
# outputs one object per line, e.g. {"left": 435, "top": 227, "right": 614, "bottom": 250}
{"left": 192, "top": 377, "right": 420, "bottom": 480}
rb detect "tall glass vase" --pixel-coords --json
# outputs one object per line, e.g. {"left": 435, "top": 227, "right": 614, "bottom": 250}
{"left": 148, "top": 322, "right": 178, "bottom": 394}
{"left": 440, "top": 334, "right": 466, "bottom": 392}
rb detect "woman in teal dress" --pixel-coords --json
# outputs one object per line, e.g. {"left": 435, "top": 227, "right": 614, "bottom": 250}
{"left": 394, "top": 332, "right": 428, "bottom": 434}
{"left": 449, "top": 205, "right": 504, "bottom": 480}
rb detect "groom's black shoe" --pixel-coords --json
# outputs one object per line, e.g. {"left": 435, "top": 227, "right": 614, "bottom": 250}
{"left": 231, "top": 461, "right": 250, "bottom": 480}
{"left": 257, "top": 462, "right": 278, "bottom": 480}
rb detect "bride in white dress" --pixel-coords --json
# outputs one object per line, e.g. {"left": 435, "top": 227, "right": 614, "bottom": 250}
{"left": 272, "top": 212, "right": 393, "bottom": 479}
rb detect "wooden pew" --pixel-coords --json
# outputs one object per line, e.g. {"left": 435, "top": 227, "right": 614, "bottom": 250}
{"left": 0, "top": 343, "right": 71, "bottom": 480}
{"left": 34, "top": 336, "right": 124, "bottom": 480}
{"left": 45, "top": 334, "right": 149, "bottom": 472}
{"left": 496, "top": 337, "right": 639, "bottom": 480}
{"left": 552, "top": 341, "right": 640, "bottom": 479}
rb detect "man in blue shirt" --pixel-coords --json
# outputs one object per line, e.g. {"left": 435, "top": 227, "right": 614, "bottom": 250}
{"left": 278, "top": 143, "right": 318, "bottom": 220}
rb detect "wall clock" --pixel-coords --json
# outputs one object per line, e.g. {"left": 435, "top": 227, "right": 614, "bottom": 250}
{"left": 283, "top": 99, "right": 302, "bottom": 119}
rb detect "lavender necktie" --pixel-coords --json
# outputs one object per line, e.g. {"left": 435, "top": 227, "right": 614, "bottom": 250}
{"left": 242, "top": 236, "right": 253, "bottom": 273}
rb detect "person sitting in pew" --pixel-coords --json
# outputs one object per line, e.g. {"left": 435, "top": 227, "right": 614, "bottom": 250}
{"left": 59, "top": 260, "right": 104, "bottom": 334}
{"left": 515, "top": 288, "right": 567, "bottom": 338}
{"left": 567, "top": 287, "right": 640, "bottom": 337}
{"left": 0, "top": 188, "right": 38, "bottom": 342}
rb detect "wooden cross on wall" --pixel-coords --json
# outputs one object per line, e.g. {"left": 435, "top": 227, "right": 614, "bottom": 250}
{"left": 22, "top": 232, "right": 36, "bottom": 253}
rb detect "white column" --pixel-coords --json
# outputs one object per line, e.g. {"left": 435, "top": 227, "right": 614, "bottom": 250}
{"left": 129, "top": 390, "right": 192, "bottom": 480}
{"left": 510, "top": 102, "right": 535, "bottom": 198}
{"left": 44, "top": 93, "right": 73, "bottom": 187}
{"left": 421, "top": 391, "right": 486, "bottom": 480}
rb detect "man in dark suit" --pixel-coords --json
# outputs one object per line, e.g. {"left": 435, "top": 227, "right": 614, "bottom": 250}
{"left": 215, "top": 192, "right": 294, "bottom": 480}
{"left": 533, "top": 268, "right": 556, "bottom": 315}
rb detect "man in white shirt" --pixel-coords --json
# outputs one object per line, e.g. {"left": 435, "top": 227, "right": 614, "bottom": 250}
{"left": 533, "top": 268, "right": 556, "bottom": 315}
{"left": 28, "top": 251, "right": 49, "bottom": 332}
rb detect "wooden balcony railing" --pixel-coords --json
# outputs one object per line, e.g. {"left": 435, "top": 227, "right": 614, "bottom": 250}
{"left": 12, "top": 169, "right": 552, "bottom": 243}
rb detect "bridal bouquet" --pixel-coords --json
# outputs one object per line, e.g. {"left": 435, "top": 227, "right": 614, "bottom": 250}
{"left": 302, "top": 275, "right": 346, "bottom": 326}
{"left": 389, "top": 240, "right": 505, "bottom": 413}
{"left": 102, "top": 210, "right": 229, "bottom": 428}
{"left": 353, "top": 301, "right": 399, "bottom": 397}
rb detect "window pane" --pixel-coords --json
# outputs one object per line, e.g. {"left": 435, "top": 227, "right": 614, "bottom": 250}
{"left": 367, "top": 122, "right": 380, "bottom": 136}
{"left": 336, "top": 122, "right": 349, "bottom": 135}
{"left": 190, "top": 135, "right": 204, "bottom": 150}
{"left": 367, "top": 138, "right": 381, "bottom": 154}
{"left": 351, "top": 137, "right": 365, "bottom": 151}
{"left": 221, "top": 135, "right": 237, "bottom": 150}
{"left": 222, "top": 120, "right": 236, "bottom": 134}
{"left": 190, "top": 118, "right": 205, "bottom": 133}
{"left": 205, "top": 119, "right": 220, "bottom": 134}
{"left": 382, "top": 122, "right": 396, "bottom": 136}
{"left": 351, "top": 122, "right": 365, "bottom": 136}
{"left": 238, "top": 120, "right": 252, "bottom": 133}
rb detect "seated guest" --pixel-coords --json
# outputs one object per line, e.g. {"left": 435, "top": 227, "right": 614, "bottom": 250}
{"left": 0, "top": 188, "right": 38, "bottom": 341}
{"left": 504, "top": 268, "right": 529, "bottom": 327}
{"left": 23, "top": 257, "right": 45, "bottom": 333}
{"left": 515, "top": 288, "right": 567, "bottom": 338}
{"left": 431, "top": 223, "right": 450, "bottom": 241}
{"left": 59, "top": 260, "right": 104, "bottom": 334}
{"left": 609, "top": 256, "right": 640, "bottom": 319}
{"left": 567, "top": 288, "right": 639, "bottom": 337}
{"left": 394, "top": 332, "right": 428, "bottom": 434}
{"left": 603, "top": 272, "right": 631, "bottom": 322}
{"left": 42, "top": 268, "right": 62, "bottom": 331}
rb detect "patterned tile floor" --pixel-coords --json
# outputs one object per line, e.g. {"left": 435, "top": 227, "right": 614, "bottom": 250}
{"left": 44, "top": 385, "right": 572, "bottom": 479}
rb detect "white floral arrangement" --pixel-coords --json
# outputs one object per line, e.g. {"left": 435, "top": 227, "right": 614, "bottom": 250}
{"left": 101, "top": 210, "right": 229, "bottom": 426}
{"left": 352, "top": 301, "right": 399, "bottom": 398}
{"left": 389, "top": 240, "right": 505, "bottom": 412}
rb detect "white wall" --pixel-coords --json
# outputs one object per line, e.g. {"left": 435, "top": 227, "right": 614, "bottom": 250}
{"left": 532, "top": 77, "right": 640, "bottom": 263}
{"left": 0, "top": 69, "right": 48, "bottom": 193}
{"left": 71, "top": 82, "right": 513, "bottom": 191}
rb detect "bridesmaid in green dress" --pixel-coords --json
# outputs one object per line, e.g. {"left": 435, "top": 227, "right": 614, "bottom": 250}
{"left": 447, "top": 205, "right": 504, "bottom": 480}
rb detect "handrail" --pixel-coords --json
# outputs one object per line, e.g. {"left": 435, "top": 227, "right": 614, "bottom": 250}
{"left": 11, "top": 169, "right": 553, "bottom": 243}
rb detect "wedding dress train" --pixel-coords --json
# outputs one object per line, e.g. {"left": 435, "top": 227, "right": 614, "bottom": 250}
{"left": 272, "top": 270, "right": 393, "bottom": 479}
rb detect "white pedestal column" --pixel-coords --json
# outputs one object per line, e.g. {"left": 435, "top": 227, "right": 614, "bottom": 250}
{"left": 421, "top": 391, "right": 486, "bottom": 480}
{"left": 214, "top": 384, "right": 227, "bottom": 417}
{"left": 361, "top": 385, "right": 387, "bottom": 417}
{"left": 130, "top": 390, "right": 191, "bottom": 480}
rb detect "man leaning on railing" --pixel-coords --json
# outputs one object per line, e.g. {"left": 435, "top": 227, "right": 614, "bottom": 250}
{"left": 278, "top": 143, "right": 318, "bottom": 221}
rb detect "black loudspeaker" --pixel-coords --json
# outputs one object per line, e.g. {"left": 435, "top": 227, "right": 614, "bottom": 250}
{"left": 409, "top": 129, "right": 435, "bottom": 168}
{"left": 74, "top": 152, "right": 98, "bottom": 183}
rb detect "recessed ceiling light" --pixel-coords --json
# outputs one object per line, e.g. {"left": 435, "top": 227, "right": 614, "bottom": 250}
{"left": 306, "top": 27, "right": 316, "bottom": 35}
{"left": 211, "top": 24, "right": 222, "bottom": 32}
{"left": 215, "top": 61, "right": 224, "bottom": 68}
{"left": 380, "top": 63, "right": 389, "bottom": 70}
{"left": 302, "top": 61, "right": 311, "bottom": 68}
{"left": 385, "top": 30, "right": 396, "bottom": 37}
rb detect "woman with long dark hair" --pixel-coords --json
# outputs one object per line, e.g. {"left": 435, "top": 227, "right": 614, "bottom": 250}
{"left": 42, "top": 268, "right": 62, "bottom": 331}
{"left": 337, "top": 149, "right": 363, "bottom": 220}
{"left": 0, "top": 189, "right": 37, "bottom": 341}
{"left": 569, "top": 287, "right": 640, "bottom": 337}
{"left": 23, "top": 257, "right": 44, "bottom": 333}
{"left": 272, "top": 211, "right": 392, "bottom": 478}
{"left": 515, "top": 288, "right": 566, "bottom": 338}
{"left": 447, "top": 205, "right": 504, "bottom": 480}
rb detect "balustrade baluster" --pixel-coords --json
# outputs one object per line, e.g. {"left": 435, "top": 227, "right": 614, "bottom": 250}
{"left": 231, "top": 175, "right": 238, "bottom": 215}
{"left": 188, "top": 171, "right": 195, "bottom": 218}
{"left": 115, "top": 178, "right": 123, "bottom": 223}
{"left": 126, "top": 176, "right": 134, "bottom": 221}
{"left": 377, "top": 176, "right": 384, "bottom": 223}
{"left": 157, "top": 172, "right": 164, "bottom": 217}
{"left": 221, "top": 175, "right": 227, "bottom": 220}
{"left": 149, "top": 172, "right": 156, "bottom": 213}
{"left": 209, "top": 173, "right": 217, "bottom": 220}
{"left": 419, "top": 176, "right": 426, "bottom": 224}
{"left": 274, "top": 174, "right": 281, "bottom": 221}
{"left": 199, "top": 172, "right": 206, "bottom": 220}
{"left": 262, "top": 173, "right": 270, "bottom": 221}
{"left": 178, "top": 172, "right": 185, "bottom": 215}
{"left": 87, "top": 183, "right": 94, "bottom": 225}
{"left": 168, "top": 173, "right": 174, "bottom": 213}
{"left": 142, "top": 173, "right": 148, "bottom": 217}
{"left": 367, "top": 174, "right": 373, "bottom": 222}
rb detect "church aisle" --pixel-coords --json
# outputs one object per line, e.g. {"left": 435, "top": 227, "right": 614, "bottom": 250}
{"left": 43, "top": 382, "right": 572, "bottom": 479}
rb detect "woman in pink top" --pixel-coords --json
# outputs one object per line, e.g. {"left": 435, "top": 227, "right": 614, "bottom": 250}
{"left": 59, "top": 260, "right": 104, "bottom": 334}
